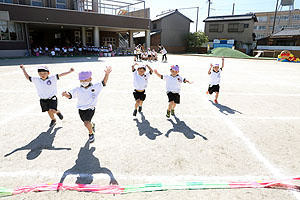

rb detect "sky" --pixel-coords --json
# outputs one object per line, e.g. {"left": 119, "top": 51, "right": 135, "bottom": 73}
{"left": 144, "top": 0, "right": 300, "bottom": 32}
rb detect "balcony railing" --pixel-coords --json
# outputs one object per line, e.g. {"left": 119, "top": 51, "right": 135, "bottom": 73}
{"left": 0, "top": 0, "right": 149, "bottom": 18}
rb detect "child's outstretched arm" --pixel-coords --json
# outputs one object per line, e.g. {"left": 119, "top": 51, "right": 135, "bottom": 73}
{"left": 62, "top": 91, "right": 71, "bottom": 99}
{"left": 154, "top": 69, "right": 162, "bottom": 78}
{"left": 20, "top": 64, "right": 30, "bottom": 80}
{"left": 184, "top": 79, "right": 193, "bottom": 84}
{"left": 208, "top": 64, "right": 213, "bottom": 75}
{"left": 146, "top": 64, "right": 153, "bottom": 74}
{"left": 132, "top": 63, "right": 137, "bottom": 72}
{"left": 58, "top": 68, "right": 74, "bottom": 78}
{"left": 103, "top": 66, "right": 112, "bottom": 85}
{"left": 221, "top": 57, "right": 224, "bottom": 70}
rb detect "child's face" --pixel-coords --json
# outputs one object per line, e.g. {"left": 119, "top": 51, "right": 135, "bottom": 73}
{"left": 213, "top": 66, "right": 219, "bottom": 71}
{"left": 38, "top": 71, "right": 49, "bottom": 80}
{"left": 80, "top": 77, "right": 92, "bottom": 83}
{"left": 170, "top": 69, "right": 179, "bottom": 76}
{"left": 137, "top": 68, "right": 146, "bottom": 75}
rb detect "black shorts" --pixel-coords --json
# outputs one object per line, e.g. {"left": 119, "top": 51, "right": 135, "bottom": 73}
{"left": 79, "top": 108, "right": 95, "bottom": 122}
{"left": 134, "top": 54, "right": 138, "bottom": 57}
{"left": 40, "top": 96, "right": 58, "bottom": 112}
{"left": 167, "top": 92, "right": 180, "bottom": 104}
{"left": 148, "top": 55, "right": 152, "bottom": 58}
{"left": 133, "top": 90, "right": 146, "bottom": 101}
{"left": 208, "top": 84, "right": 220, "bottom": 94}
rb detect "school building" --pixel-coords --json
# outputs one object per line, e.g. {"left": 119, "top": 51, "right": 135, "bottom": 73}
{"left": 134, "top": 9, "right": 193, "bottom": 53}
{"left": 0, "top": 0, "right": 150, "bottom": 57}
{"left": 203, "top": 13, "right": 257, "bottom": 54}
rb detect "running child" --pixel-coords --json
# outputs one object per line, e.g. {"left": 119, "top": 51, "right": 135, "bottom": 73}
{"left": 206, "top": 57, "right": 224, "bottom": 104}
{"left": 62, "top": 66, "right": 112, "bottom": 143}
{"left": 132, "top": 63, "right": 153, "bottom": 116}
{"left": 20, "top": 64, "right": 74, "bottom": 127}
{"left": 158, "top": 44, "right": 167, "bottom": 62}
{"left": 154, "top": 65, "right": 192, "bottom": 118}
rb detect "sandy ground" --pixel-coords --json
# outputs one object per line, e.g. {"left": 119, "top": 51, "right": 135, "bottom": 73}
{"left": 0, "top": 55, "right": 300, "bottom": 199}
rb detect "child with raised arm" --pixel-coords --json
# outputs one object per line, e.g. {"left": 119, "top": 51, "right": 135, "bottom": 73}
{"left": 62, "top": 66, "right": 112, "bottom": 143}
{"left": 206, "top": 57, "right": 224, "bottom": 104}
{"left": 132, "top": 63, "right": 153, "bottom": 116}
{"left": 20, "top": 65, "right": 74, "bottom": 127}
{"left": 154, "top": 65, "right": 192, "bottom": 118}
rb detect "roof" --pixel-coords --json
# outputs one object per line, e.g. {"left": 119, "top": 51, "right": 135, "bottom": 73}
{"left": 203, "top": 13, "right": 257, "bottom": 22}
{"left": 152, "top": 9, "right": 193, "bottom": 23}
{"left": 271, "top": 27, "right": 300, "bottom": 37}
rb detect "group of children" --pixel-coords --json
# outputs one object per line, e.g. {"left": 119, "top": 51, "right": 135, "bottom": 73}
{"left": 134, "top": 44, "right": 168, "bottom": 62}
{"left": 20, "top": 57, "right": 224, "bottom": 143}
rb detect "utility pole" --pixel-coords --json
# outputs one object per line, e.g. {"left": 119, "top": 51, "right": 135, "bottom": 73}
{"left": 208, "top": 0, "right": 211, "bottom": 17}
{"left": 232, "top": 3, "right": 235, "bottom": 15}
{"left": 196, "top": 6, "right": 199, "bottom": 32}
{"left": 272, "top": 0, "right": 280, "bottom": 34}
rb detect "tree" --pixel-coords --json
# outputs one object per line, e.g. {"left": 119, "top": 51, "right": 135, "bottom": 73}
{"left": 188, "top": 31, "right": 209, "bottom": 47}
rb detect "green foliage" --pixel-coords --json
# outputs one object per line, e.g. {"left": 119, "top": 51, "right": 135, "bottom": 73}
{"left": 188, "top": 31, "right": 209, "bottom": 47}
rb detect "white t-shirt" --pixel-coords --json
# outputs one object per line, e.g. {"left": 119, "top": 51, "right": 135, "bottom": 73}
{"left": 162, "top": 48, "right": 167, "bottom": 55}
{"left": 30, "top": 75, "right": 59, "bottom": 99}
{"left": 162, "top": 74, "right": 185, "bottom": 93}
{"left": 51, "top": 51, "right": 55, "bottom": 56}
{"left": 209, "top": 69, "right": 222, "bottom": 85}
{"left": 133, "top": 70, "right": 151, "bottom": 90}
{"left": 69, "top": 82, "right": 104, "bottom": 110}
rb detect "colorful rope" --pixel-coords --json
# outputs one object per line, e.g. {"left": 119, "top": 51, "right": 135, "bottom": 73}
{"left": 1, "top": 177, "right": 299, "bottom": 197}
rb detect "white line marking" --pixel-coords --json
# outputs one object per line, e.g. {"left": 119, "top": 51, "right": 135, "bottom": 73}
{"left": 191, "top": 86, "right": 300, "bottom": 199}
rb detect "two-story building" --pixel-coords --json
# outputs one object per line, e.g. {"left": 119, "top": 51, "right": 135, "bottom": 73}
{"left": 203, "top": 13, "right": 257, "bottom": 54}
{"left": 0, "top": 0, "right": 150, "bottom": 57}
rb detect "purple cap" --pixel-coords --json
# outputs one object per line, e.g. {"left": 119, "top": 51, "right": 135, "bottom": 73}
{"left": 37, "top": 66, "right": 49, "bottom": 72}
{"left": 171, "top": 65, "right": 179, "bottom": 71}
{"left": 78, "top": 71, "right": 92, "bottom": 80}
{"left": 213, "top": 64, "right": 220, "bottom": 67}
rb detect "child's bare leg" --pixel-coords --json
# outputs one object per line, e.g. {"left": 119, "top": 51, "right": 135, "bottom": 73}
{"left": 135, "top": 100, "right": 140, "bottom": 110}
{"left": 47, "top": 110, "right": 56, "bottom": 120}
{"left": 139, "top": 100, "right": 144, "bottom": 106}
{"left": 172, "top": 102, "right": 176, "bottom": 110}
{"left": 84, "top": 121, "right": 93, "bottom": 134}
{"left": 215, "top": 92, "right": 219, "bottom": 100}
{"left": 168, "top": 102, "right": 173, "bottom": 111}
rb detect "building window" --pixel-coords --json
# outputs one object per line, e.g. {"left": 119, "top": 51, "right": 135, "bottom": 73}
{"left": 75, "top": 31, "right": 81, "bottom": 43}
{"left": 279, "top": 15, "right": 289, "bottom": 21}
{"left": 209, "top": 24, "right": 218, "bottom": 32}
{"left": 31, "top": 0, "right": 43, "bottom": 6}
{"left": 84, "top": 0, "right": 92, "bottom": 11}
{"left": 0, "top": 0, "right": 13, "bottom": 3}
{"left": 152, "top": 23, "right": 157, "bottom": 30}
{"left": 0, "top": 21, "right": 23, "bottom": 41}
{"left": 257, "top": 16, "right": 267, "bottom": 22}
{"left": 270, "top": 16, "right": 280, "bottom": 21}
{"left": 56, "top": 0, "right": 66, "bottom": 9}
{"left": 244, "top": 23, "right": 249, "bottom": 28}
{"left": 293, "top": 15, "right": 300, "bottom": 20}
{"left": 256, "top": 34, "right": 265, "bottom": 39}
{"left": 103, "top": 37, "right": 116, "bottom": 47}
{"left": 86, "top": 31, "right": 92, "bottom": 44}
{"left": 228, "top": 23, "right": 239, "bottom": 32}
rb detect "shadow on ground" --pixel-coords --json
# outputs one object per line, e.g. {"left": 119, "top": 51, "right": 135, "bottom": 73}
{"left": 4, "top": 126, "right": 71, "bottom": 160}
{"left": 209, "top": 100, "right": 242, "bottom": 115}
{"left": 58, "top": 140, "right": 118, "bottom": 186}
{"left": 133, "top": 112, "right": 163, "bottom": 140}
{"left": 0, "top": 56, "right": 105, "bottom": 66}
{"left": 166, "top": 116, "right": 208, "bottom": 140}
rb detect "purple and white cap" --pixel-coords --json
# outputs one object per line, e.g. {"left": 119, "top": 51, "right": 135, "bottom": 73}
{"left": 37, "top": 66, "right": 49, "bottom": 72}
{"left": 213, "top": 64, "right": 220, "bottom": 67}
{"left": 78, "top": 71, "right": 92, "bottom": 80}
{"left": 171, "top": 65, "right": 179, "bottom": 71}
